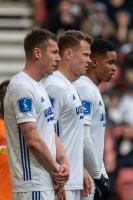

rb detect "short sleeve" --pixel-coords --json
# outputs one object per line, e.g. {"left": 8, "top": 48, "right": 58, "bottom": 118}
{"left": 77, "top": 86, "right": 94, "bottom": 125}
{"left": 11, "top": 84, "right": 37, "bottom": 124}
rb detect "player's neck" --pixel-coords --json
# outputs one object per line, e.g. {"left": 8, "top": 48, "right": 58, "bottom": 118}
{"left": 24, "top": 62, "right": 42, "bottom": 82}
{"left": 58, "top": 62, "right": 78, "bottom": 82}
{"left": 86, "top": 73, "right": 100, "bottom": 86}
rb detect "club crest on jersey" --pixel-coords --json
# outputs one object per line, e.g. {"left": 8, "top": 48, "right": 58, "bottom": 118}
{"left": 18, "top": 97, "right": 32, "bottom": 112}
{"left": 49, "top": 96, "right": 55, "bottom": 108}
{"left": 82, "top": 100, "right": 92, "bottom": 115}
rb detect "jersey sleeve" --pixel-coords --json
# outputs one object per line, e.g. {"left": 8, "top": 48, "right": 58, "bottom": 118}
{"left": 77, "top": 85, "right": 94, "bottom": 126}
{"left": 11, "top": 84, "right": 37, "bottom": 124}
{"left": 84, "top": 124, "right": 101, "bottom": 179}
{"left": 45, "top": 85, "right": 65, "bottom": 122}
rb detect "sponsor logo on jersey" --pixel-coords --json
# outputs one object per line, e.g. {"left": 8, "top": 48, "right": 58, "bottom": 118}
{"left": 76, "top": 105, "right": 84, "bottom": 119}
{"left": 82, "top": 100, "right": 92, "bottom": 115}
{"left": 18, "top": 97, "right": 32, "bottom": 112}
{"left": 44, "top": 106, "right": 54, "bottom": 122}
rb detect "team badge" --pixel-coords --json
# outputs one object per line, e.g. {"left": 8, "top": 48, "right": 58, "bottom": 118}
{"left": 82, "top": 100, "right": 92, "bottom": 115}
{"left": 18, "top": 97, "right": 32, "bottom": 112}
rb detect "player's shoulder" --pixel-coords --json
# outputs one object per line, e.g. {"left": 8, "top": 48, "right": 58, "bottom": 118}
{"left": 44, "top": 71, "right": 66, "bottom": 90}
{"left": 74, "top": 76, "right": 96, "bottom": 95}
{"left": 8, "top": 72, "right": 37, "bottom": 94}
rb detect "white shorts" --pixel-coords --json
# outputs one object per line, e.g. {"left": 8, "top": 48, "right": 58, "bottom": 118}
{"left": 13, "top": 190, "right": 55, "bottom": 200}
{"left": 66, "top": 190, "right": 80, "bottom": 200}
{"left": 80, "top": 177, "right": 95, "bottom": 200}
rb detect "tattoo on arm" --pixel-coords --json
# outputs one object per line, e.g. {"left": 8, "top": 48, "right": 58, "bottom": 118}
{"left": 57, "top": 156, "right": 65, "bottom": 165}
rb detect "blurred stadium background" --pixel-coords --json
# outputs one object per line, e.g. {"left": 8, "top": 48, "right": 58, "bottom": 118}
{"left": 0, "top": 0, "right": 133, "bottom": 199}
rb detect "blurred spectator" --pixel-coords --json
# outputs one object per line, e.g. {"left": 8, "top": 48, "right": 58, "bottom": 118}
{"left": 118, "top": 84, "right": 133, "bottom": 125}
{"left": 120, "top": 29, "right": 133, "bottom": 61}
{"left": 115, "top": 10, "right": 131, "bottom": 49}
{"left": 32, "top": 0, "right": 48, "bottom": 27}
{"left": 96, "top": 20, "right": 117, "bottom": 46}
{"left": 115, "top": 167, "right": 133, "bottom": 200}
{"left": 90, "top": 2, "right": 110, "bottom": 37}
{"left": 99, "top": 0, "right": 129, "bottom": 24}
{"left": 113, "top": 121, "right": 133, "bottom": 168}
{"left": 123, "top": 50, "right": 133, "bottom": 84}
{"left": 47, "top": 0, "right": 81, "bottom": 34}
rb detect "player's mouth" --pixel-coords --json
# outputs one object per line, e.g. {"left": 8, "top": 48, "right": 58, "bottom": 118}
{"left": 84, "top": 66, "right": 89, "bottom": 70}
{"left": 52, "top": 65, "right": 58, "bottom": 70}
{"left": 111, "top": 72, "right": 115, "bottom": 77}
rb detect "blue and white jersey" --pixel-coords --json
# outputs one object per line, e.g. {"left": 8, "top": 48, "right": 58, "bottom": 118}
{"left": 4, "top": 71, "right": 56, "bottom": 192}
{"left": 44, "top": 71, "right": 84, "bottom": 190}
{"left": 73, "top": 76, "right": 107, "bottom": 177}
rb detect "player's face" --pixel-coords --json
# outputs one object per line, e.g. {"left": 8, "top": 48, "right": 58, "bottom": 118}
{"left": 95, "top": 51, "right": 117, "bottom": 83}
{"left": 71, "top": 40, "right": 91, "bottom": 79}
{"left": 41, "top": 39, "right": 61, "bottom": 76}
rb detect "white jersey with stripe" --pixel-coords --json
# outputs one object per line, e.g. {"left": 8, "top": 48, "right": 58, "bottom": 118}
{"left": 4, "top": 72, "right": 56, "bottom": 192}
{"left": 73, "top": 76, "right": 107, "bottom": 177}
{"left": 44, "top": 71, "right": 84, "bottom": 190}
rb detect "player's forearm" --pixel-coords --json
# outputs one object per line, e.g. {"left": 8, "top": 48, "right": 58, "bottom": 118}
{"left": 55, "top": 135, "right": 69, "bottom": 167}
{"left": 19, "top": 122, "right": 58, "bottom": 174}
{"left": 84, "top": 125, "right": 101, "bottom": 179}
{"left": 29, "top": 136, "right": 58, "bottom": 173}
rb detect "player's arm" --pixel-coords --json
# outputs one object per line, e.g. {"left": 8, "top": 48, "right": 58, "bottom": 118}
{"left": 84, "top": 109, "right": 110, "bottom": 199}
{"left": 55, "top": 134, "right": 69, "bottom": 168}
{"left": 80, "top": 92, "right": 101, "bottom": 179}
{"left": 45, "top": 85, "right": 69, "bottom": 186}
{"left": 19, "top": 122, "right": 59, "bottom": 174}
{"left": 12, "top": 84, "right": 59, "bottom": 175}
{"left": 55, "top": 134, "right": 69, "bottom": 179}
{"left": 84, "top": 124, "right": 101, "bottom": 179}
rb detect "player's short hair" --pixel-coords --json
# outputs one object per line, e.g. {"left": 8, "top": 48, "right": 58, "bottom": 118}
{"left": 58, "top": 30, "right": 93, "bottom": 55}
{"left": 24, "top": 29, "right": 57, "bottom": 59}
{"left": 91, "top": 39, "right": 116, "bottom": 58}
{"left": 0, "top": 80, "right": 10, "bottom": 118}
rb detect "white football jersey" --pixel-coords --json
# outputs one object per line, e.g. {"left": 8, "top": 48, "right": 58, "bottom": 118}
{"left": 44, "top": 71, "right": 84, "bottom": 190}
{"left": 73, "top": 76, "right": 107, "bottom": 177}
{"left": 4, "top": 72, "right": 56, "bottom": 192}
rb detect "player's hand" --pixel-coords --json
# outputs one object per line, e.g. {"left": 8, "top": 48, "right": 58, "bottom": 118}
{"left": 81, "top": 170, "right": 92, "bottom": 197}
{"left": 94, "top": 175, "right": 110, "bottom": 200}
{"left": 56, "top": 186, "right": 66, "bottom": 200}
{"left": 53, "top": 163, "right": 70, "bottom": 186}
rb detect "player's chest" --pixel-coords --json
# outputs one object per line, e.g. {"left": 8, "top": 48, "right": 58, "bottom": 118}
{"left": 63, "top": 89, "right": 83, "bottom": 119}
{"left": 36, "top": 90, "right": 54, "bottom": 122}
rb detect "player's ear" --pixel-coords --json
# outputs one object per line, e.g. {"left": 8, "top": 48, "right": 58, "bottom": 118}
{"left": 91, "top": 58, "right": 97, "bottom": 68}
{"left": 34, "top": 48, "right": 41, "bottom": 59}
{"left": 64, "top": 48, "right": 73, "bottom": 61}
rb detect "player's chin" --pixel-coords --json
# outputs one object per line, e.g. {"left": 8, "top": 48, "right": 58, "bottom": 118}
{"left": 105, "top": 76, "right": 112, "bottom": 82}
{"left": 51, "top": 66, "right": 57, "bottom": 73}
{"left": 81, "top": 69, "right": 88, "bottom": 75}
